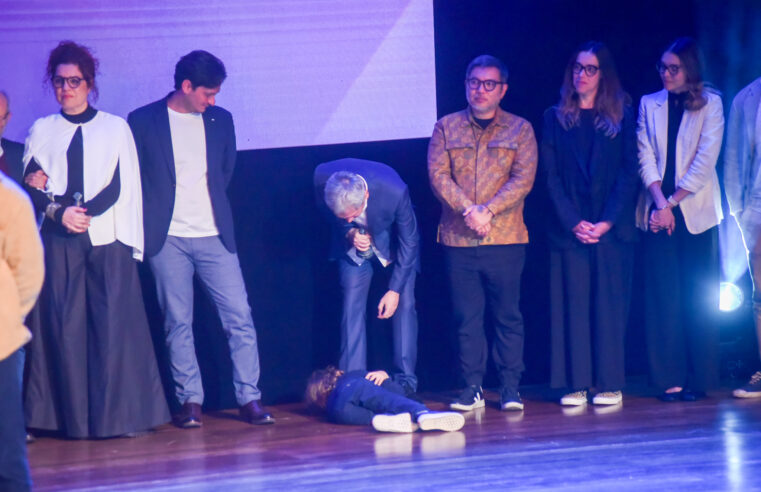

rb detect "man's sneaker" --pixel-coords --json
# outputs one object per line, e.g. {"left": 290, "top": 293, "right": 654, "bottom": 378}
{"left": 372, "top": 413, "right": 419, "bottom": 433}
{"left": 417, "top": 412, "right": 465, "bottom": 432}
{"left": 592, "top": 391, "right": 623, "bottom": 405}
{"left": 733, "top": 371, "right": 761, "bottom": 398}
{"left": 500, "top": 388, "right": 524, "bottom": 411}
{"left": 450, "top": 385, "right": 485, "bottom": 411}
{"left": 560, "top": 390, "right": 588, "bottom": 406}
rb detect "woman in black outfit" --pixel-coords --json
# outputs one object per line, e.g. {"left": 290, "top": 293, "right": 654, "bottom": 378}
{"left": 22, "top": 41, "right": 169, "bottom": 438}
{"left": 636, "top": 38, "right": 724, "bottom": 401}
{"left": 541, "top": 41, "right": 640, "bottom": 407}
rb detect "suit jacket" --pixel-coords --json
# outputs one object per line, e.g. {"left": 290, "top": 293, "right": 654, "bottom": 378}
{"left": 636, "top": 89, "right": 724, "bottom": 234}
{"left": 128, "top": 96, "right": 238, "bottom": 257}
{"left": 314, "top": 158, "right": 420, "bottom": 293}
{"left": 724, "top": 77, "right": 761, "bottom": 217}
{"left": 1, "top": 138, "right": 24, "bottom": 184}
{"left": 541, "top": 106, "right": 640, "bottom": 249}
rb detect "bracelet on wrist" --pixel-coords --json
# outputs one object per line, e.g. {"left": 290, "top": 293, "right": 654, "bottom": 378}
{"left": 45, "top": 202, "right": 62, "bottom": 220}
{"left": 667, "top": 195, "right": 679, "bottom": 207}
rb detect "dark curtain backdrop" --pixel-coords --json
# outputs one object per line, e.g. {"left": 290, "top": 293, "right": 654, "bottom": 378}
{"left": 143, "top": 0, "right": 761, "bottom": 407}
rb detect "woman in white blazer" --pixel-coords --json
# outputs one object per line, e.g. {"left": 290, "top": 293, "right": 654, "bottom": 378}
{"left": 636, "top": 37, "right": 724, "bottom": 402}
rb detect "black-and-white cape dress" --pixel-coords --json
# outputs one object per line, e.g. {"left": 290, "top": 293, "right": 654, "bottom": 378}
{"left": 22, "top": 106, "right": 170, "bottom": 438}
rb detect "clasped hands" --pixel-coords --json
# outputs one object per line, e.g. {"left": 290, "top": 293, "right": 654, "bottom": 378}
{"left": 24, "top": 170, "right": 91, "bottom": 234}
{"left": 572, "top": 220, "right": 612, "bottom": 244}
{"left": 463, "top": 204, "right": 493, "bottom": 237}
{"left": 649, "top": 206, "right": 675, "bottom": 235}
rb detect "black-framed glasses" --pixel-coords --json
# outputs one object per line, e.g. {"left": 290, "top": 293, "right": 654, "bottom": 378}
{"left": 52, "top": 76, "right": 84, "bottom": 89}
{"left": 656, "top": 62, "right": 681, "bottom": 76}
{"left": 572, "top": 63, "right": 599, "bottom": 77}
{"left": 465, "top": 78, "right": 504, "bottom": 92}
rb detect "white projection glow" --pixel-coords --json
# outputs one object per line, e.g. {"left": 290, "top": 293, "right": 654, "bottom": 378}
{"left": 0, "top": 0, "right": 436, "bottom": 150}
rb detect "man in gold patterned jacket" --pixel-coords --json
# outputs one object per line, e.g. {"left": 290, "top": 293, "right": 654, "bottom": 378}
{"left": 428, "top": 54, "right": 537, "bottom": 413}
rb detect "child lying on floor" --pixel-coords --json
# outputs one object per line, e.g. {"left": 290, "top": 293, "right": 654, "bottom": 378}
{"left": 305, "top": 366, "right": 464, "bottom": 433}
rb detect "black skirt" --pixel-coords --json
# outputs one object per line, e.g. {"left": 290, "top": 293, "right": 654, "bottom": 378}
{"left": 25, "top": 225, "right": 170, "bottom": 438}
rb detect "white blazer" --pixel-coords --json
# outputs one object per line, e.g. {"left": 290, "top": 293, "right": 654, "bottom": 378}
{"left": 636, "top": 89, "right": 724, "bottom": 234}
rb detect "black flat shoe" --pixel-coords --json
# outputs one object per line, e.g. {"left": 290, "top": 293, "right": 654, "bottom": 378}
{"left": 657, "top": 391, "right": 681, "bottom": 402}
{"left": 680, "top": 390, "right": 706, "bottom": 402}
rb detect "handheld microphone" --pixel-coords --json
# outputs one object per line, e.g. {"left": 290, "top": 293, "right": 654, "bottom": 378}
{"left": 353, "top": 225, "right": 374, "bottom": 260}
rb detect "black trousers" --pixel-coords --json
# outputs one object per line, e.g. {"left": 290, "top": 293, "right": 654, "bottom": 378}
{"left": 444, "top": 244, "right": 525, "bottom": 390}
{"left": 25, "top": 226, "right": 169, "bottom": 438}
{"left": 643, "top": 209, "right": 719, "bottom": 392}
{"left": 550, "top": 241, "right": 634, "bottom": 391}
{"left": 0, "top": 349, "right": 30, "bottom": 492}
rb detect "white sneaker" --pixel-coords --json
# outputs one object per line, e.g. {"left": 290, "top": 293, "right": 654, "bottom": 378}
{"left": 592, "top": 391, "right": 623, "bottom": 405}
{"left": 372, "top": 413, "right": 418, "bottom": 433}
{"left": 733, "top": 371, "right": 761, "bottom": 398}
{"left": 560, "top": 390, "right": 588, "bottom": 406}
{"left": 417, "top": 412, "right": 465, "bottom": 432}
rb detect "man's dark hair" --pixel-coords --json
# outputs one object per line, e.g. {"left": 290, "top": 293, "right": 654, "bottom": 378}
{"left": 173, "top": 50, "right": 227, "bottom": 90}
{"left": 466, "top": 54, "right": 509, "bottom": 83}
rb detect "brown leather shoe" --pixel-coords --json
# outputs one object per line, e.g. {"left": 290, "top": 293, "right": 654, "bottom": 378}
{"left": 174, "top": 402, "right": 202, "bottom": 428}
{"left": 239, "top": 400, "right": 275, "bottom": 425}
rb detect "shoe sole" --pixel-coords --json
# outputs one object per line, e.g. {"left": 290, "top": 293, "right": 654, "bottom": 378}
{"left": 501, "top": 401, "right": 524, "bottom": 411}
{"left": 592, "top": 397, "right": 622, "bottom": 405}
{"left": 560, "top": 399, "right": 587, "bottom": 406}
{"left": 372, "top": 413, "right": 419, "bottom": 433}
{"left": 417, "top": 412, "right": 465, "bottom": 432}
{"left": 178, "top": 419, "right": 202, "bottom": 429}
{"left": 450, "top": 399, "right": 486, "bottom": 411}
{"left": 733, "top": 390, "right": 761, "bottom": 399}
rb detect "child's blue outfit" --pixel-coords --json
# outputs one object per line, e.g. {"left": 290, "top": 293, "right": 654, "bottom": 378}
{"left": 326, "top": 371, "right": 427, "bottom": 425}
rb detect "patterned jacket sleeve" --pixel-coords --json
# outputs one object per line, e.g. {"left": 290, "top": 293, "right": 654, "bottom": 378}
{"left": 427, "top": 120, "right": 474, "bottom": 213}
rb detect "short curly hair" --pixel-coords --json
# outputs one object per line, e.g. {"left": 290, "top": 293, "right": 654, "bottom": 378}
{"left": 46, "top": 40, "right": 99, "bottom": 100}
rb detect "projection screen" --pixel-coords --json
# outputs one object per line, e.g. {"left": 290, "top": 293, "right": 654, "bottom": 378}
{"left": 0, "top": 0, "right": 436, "bottom": 150}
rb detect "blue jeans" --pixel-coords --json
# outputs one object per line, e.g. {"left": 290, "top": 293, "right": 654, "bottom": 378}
{"left": 149, "top": 236, "right": 262, "bottom": 406}
{"left": 0, "top": 348, "right": 31, "bottom": 492}
{"left": 338, "top": 257, "right": 418, "bottom": 392}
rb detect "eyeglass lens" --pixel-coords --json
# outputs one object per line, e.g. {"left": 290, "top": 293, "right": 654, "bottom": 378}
{"left": 466, "top": 78, "right": 501, "bottom": 92}
{"left": 656, "top": 63, "right": 680, "bottom": 75}
{"left": 53, "top": 76, "right": 83, "bottom": 89}
{"left": 573, "top": 63, "right": 599, "bottom": 76}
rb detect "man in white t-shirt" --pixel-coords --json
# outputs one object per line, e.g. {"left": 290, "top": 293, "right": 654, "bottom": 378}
{"left": 128, "top": 51, "right": 274, "bottom": 427}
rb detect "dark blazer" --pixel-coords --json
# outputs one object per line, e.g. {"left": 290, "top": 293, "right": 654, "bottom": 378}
{"left": 1, "top": 138, "right": 24, "bottom": 184}
{"left": 314, "top": 158, "right": 420, "bottom": 293}
{"left": 128, "top": 95, "right": 238, "bottom": 257}
{"left": 541, "top": 107, "right": 640, "bottom": 249}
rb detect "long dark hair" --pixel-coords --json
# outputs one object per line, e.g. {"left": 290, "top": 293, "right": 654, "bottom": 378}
{"left": 663, "top": 37, "right": 707, "bottom": 111}
{"left": 556, "top": 41, "right": 630, "bottom": 137}
{"left": 304, "top": 366, "right": 343, "bottom": 411}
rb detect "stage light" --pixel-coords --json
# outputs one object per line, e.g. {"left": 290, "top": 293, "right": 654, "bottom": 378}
{"left": 720, "top": 282, "right": 744, "bottom": 312}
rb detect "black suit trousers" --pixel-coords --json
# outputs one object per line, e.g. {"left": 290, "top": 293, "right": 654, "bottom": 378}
{"left": 643, "top": 208, "right": 720, "bottom": 392}
{"left": 549, "top": 241, "right": 634, "bottom": 391}
{"left": 444, "top": 244, "right": 526, "bottom": 390}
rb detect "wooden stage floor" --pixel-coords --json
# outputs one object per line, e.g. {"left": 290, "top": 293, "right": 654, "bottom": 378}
{"left": 28, "top": 386, "right": 761, "bottom": 491}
